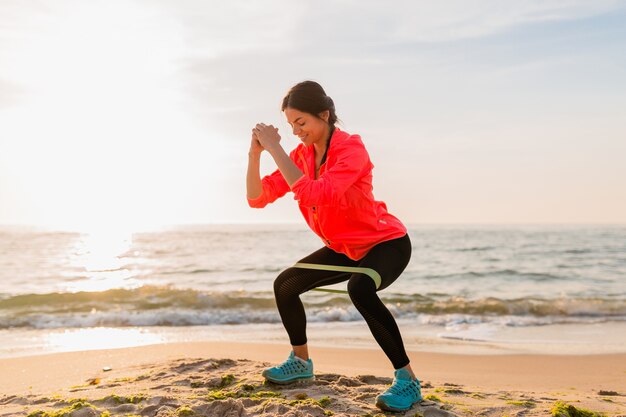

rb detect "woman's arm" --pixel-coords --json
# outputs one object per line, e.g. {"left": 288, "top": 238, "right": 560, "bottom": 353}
{"left": 246, "top": 129, "right": 292, "bottom": 208}
{"left": 246, "top": 131, "right": 264, "bottom": 200}
{"left": 253, "top": 123, "right": 304, "bottom": 186}
{"left": 266, "top": 145, "right": 304, "bottom": 186}
{"left": 290, "top": 136, "right": 370, "bottom": 207}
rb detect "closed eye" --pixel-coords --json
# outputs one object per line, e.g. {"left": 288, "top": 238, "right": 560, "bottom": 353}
{"left": 290, "top": 116, "right": 305, "bottom": 127}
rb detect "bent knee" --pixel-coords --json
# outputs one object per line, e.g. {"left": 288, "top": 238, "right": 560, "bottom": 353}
{"left": 347, "top": 274, "right": 377, "bottom": 297}
{"left": 274, "top": 268, "right": 303, "bottom": 297}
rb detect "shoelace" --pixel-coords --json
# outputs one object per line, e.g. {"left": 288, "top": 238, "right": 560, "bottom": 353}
{"left": 387, "top": 379, "right": 420, "bottom": 397}
{"left": 278, "top": 359, "right": 307, "bottom": 374}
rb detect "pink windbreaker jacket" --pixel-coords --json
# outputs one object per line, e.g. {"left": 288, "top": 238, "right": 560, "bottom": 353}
{"left": 247, "top": 127, "right": 407, "bottom": 260}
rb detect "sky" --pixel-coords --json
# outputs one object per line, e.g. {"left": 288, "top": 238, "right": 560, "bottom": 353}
{"left": 1, "top": 0, "right": 625, "bottom": 231}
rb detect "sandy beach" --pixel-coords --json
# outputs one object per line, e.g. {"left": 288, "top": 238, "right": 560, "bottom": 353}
{"left": 1, "top": 342, "right": 624, "bottom": 416}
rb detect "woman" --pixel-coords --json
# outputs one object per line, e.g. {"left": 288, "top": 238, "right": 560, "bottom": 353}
{"left": 246, "top": 81, "right": 421, "bottom": 412}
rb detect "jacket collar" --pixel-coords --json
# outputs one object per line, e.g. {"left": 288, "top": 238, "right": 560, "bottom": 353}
{"left": 300, "top": 126, "right": 347, "bottom": 157}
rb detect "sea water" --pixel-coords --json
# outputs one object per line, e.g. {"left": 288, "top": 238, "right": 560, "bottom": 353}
{"left": 0, "top": 224, "right": 624, "bottom": 357}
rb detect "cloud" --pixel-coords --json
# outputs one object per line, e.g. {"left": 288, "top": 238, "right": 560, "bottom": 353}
{"left": 143, "top": 0, "right": 308, "bottom": 55}
{"left": 151, "top": 0, "right": 626, "bottom": 53}
{"left": 154, "top": 0, "right": 626, "bottom": 120}
{"left": 364, "top": 0, "right": 626, "bottom": 43}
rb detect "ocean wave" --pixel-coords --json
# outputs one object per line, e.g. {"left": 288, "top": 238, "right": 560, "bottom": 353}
{"left": 0, "top": 286, "right": 278, "bottom": 315}
{"left": 0, "top": 306, "right": 622, "bottom": 330}
{"left": 409, "top": 296, "right": 626, "bottom": 317}
{"left": 423, "top": 269, "right": 567, "bottom": 282}
{"left": 563, "top": 249, "right": 593, "bottom": 254}
{"left": 456, "top": 246, "right": 496, "bottom": 252}
{"left": 158, "top": 268, "right": 223, "bottom": 275}
{"left": 0, "top": 286, "right": 624, "bottom": 330}
{"left": 0, "top": 309, "right": 283, "bottom": 329}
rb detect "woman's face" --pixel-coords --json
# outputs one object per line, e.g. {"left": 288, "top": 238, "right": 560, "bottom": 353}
{"left": 284, "top": 107, "right": 330, "bottom": 147}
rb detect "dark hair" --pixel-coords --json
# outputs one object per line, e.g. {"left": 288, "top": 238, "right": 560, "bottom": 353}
{"left": 281, "top": 80, "right": 338, "bottom": 126}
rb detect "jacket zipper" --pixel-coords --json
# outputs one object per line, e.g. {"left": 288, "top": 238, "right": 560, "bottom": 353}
{"left": 312, "top": 207, "right": 331, "bottom": 246}
{"left": 299, "top": 151, "right": 331, "bottom": 246}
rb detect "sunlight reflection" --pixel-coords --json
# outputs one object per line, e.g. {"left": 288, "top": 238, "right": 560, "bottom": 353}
{"left": 64, "top": 229, "right": 141, "bottom": 292}
{"left": 44, "top": 327, "right": 166, "bottom": 353}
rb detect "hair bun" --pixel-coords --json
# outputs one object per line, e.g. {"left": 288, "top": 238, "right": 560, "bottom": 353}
{"left": 282, "top": 81, "right": 339, "bottom": 126}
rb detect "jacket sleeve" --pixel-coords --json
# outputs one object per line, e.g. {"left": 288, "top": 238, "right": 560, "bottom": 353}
{"left": 247, "top": 168, "right": 291, "bottom": 208}
{"left": 290, "top": 136, "right": 371, "bottom": 207}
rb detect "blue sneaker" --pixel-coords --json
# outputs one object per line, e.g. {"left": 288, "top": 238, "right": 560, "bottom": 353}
{"left": 262, "top": 351, "right": 314, "bottom": 384}
{"left": 375, "top": 368, "right": 422, "bottom": 412}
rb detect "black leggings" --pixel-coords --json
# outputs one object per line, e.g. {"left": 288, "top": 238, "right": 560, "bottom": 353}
{"left": 273, "top": 234, "right": 412, "bottom": 369}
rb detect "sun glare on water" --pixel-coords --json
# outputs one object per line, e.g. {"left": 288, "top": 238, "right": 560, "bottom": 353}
{"left": 44, "top": 327, "right": 166, "bottom": 353}
{"left": 63, "top": 228, "right": 142, "bottom": 293}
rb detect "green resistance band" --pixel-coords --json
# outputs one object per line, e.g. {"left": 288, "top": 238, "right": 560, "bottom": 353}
{"left": 292, "top": 262, "right": 382, "bottom": 294}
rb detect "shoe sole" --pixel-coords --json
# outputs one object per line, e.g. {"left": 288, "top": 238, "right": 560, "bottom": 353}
{"left": 375, "top": 398, "right": 421, "bottom": 412}
{"left": 263, "top": 375, "right": 315, "bottom": 385}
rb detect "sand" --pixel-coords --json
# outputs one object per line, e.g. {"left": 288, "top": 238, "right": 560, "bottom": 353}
{"left": 1, "top": 342, "right": 625, "bottom": 416}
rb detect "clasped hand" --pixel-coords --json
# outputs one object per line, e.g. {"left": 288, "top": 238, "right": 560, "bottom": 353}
{"left": 252, "top": 123, "right": 281, "bottom": 152}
